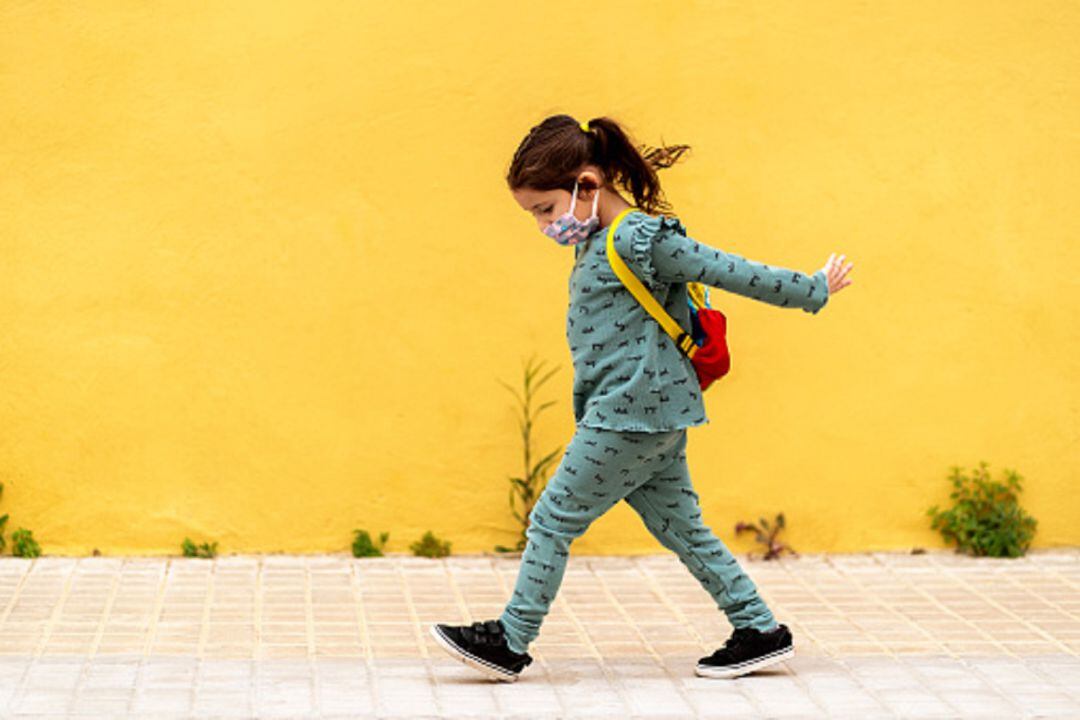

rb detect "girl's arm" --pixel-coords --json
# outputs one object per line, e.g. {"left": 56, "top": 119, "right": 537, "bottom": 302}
{"left": 652, "top": 232, "right": 829, "bottom": 314}
{"left": 618, "top": 214, "right": 829, "bottom": 314}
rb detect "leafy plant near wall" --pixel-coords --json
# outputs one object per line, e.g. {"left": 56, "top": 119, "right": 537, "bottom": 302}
{"left": 352, "top": 529, "right": 390, "bottom": 557}
{"left": 411, "top": 531, "right": 451, "bottom": 558}
{"left": 926, "top": 461, "right": 1037, "bottom": 558}
{"left": 0, "top": 481, "right": 41, "bottom": 557}
{"left": 11, "top": 529, "right": 41, "bottom": 558}
{"left": 181, "top": 537, "right": 218, "bottom": 558}
{"left": 0, "top": 482, "right": 6, "bottom": 553}
{"left": 494, "top": 355, "right": 563, "bottom": 554}
{"left": 735, "top": 513, "right": 797, "bottom": 560}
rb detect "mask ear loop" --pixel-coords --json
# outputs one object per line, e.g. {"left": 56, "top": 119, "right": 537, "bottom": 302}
{"left": 589, "top": 183, "right": 600, "bottom": 218}
{"left": 568, "top": 178, "right": 579, "bottom": 215}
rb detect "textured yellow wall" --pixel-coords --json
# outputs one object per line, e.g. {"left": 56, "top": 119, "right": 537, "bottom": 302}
{"left": 2, "top": 2, "right": 1077, "bottom": 556}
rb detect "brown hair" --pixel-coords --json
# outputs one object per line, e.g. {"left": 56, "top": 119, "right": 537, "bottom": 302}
{"left": 505, "top": 114, "right": 690, "bottom": 215}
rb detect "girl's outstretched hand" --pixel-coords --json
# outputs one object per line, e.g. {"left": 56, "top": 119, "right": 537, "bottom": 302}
{"left": 821, "top": 253, "right": 854, "bottom": 295}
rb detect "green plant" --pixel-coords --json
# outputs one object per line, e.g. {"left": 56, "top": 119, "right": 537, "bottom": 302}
{"left": 11, "top": 528, "right": 41, "bottom": 558}
{"left": 494, "top": 354, "right": 563, "bottom": 554}
{"left": 181, "top": 537, "right": 218, "bottom": 558}
{"left": 352, "top": 529, "right": 389, "bottom": 557}
{"left": 410, "top": 530, "right": 451, "bottom": 558}
{"left": 927, "top": 461, "right": 1037, "bottom": 558}
{"left": 735, "top": 513, "right": 796, "bottom": 560}
{"left": 0, "top": 481, "right": 8, "bottom": 554}
{"left": 0, "top": 481, "right": 38, "bottom": 557}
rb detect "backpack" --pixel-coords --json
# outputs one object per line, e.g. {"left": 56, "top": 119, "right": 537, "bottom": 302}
{"left": 605, "top": 208, "right": 732, "bottom": 391}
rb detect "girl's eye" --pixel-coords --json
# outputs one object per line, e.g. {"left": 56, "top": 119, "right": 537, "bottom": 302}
{"left": 541, "top": 205, "right": 553, "bottom": 214}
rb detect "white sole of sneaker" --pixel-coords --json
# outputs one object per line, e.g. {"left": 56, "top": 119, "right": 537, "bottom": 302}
{"left": 694, "top": 644, "right": 795, "bottom": 679}
{"left": 428, "top": 624, "right": 522, "bottom": 683}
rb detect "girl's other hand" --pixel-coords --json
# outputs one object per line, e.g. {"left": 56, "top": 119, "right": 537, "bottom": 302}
{"left": 822, "top": 253, "right": 854, "bottom": 295}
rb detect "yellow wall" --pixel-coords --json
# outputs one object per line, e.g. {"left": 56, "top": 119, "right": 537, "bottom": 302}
{"left": 2, "top": 1, "right": 1077, "bottom": 556}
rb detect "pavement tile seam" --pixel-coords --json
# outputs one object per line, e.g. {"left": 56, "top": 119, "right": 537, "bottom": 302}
{"left": 591, "top": 561, "right": 701, "bottom": 716}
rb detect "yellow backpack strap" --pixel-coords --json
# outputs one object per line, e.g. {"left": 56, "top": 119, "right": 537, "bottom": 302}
{"left": 687, "top": 282, "right": 707, "bottom": 309}
{"left": 606, "top": 209, "right": 698, "bottom": 358}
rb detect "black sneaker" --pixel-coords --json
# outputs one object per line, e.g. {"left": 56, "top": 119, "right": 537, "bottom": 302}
{"left": 430, "top": 619, "right": 534, "bottom": 682}
{"left": 695, "top": 623, "right": 795, "bottom": 678}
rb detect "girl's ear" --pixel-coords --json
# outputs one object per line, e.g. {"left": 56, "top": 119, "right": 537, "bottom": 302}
{"left": 576, "top": 169, "right": 602, "bottom": 195}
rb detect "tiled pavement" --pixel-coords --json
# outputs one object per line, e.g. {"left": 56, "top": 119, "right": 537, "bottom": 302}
{"left": 0, "top": 549, "right": 1078, "bottom": 719}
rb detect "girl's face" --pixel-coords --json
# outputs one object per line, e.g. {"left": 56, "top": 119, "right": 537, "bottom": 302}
{"left": 511, "top": 171, "right": 601, "bottom": 233}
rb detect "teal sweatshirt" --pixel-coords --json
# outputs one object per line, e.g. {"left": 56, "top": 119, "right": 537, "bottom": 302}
{"left": 567, "top": 209, "right": 829, "bottom": 431}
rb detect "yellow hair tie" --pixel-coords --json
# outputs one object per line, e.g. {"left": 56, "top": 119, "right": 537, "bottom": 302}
{"left": 579, "top": 119, "right": 591, "bottom": 133}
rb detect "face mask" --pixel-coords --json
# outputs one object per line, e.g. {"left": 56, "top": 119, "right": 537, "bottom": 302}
{"left": 543, "top": 179, "right": 600, "bottom": 246}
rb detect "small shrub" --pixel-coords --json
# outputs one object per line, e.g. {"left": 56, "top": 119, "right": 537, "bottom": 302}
{"left": 410, "top": 531, "right": 451, "bottom": 558}
{"left": 0, "top": 480, "right": 10, "bottom": 553}
{"left": 11, "top": 528, "right": 41, "bottom": 558}
{"left": 926, "top": 461, "right": 1037, "bottom": 558}
{"left": 352, "top": 529, "right": 389, "bottom": 557}
{"left": 0, "top": 482, "right": 38, "bottom": 557}
{"left": 734, "top": 512, "right": 796, "bottom": 560}
{"left": 181, "top": 537, "right": 218, "bottom": 558}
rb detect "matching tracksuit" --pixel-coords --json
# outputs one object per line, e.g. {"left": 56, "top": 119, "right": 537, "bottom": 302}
{"left": 498, "top": 210, "right": 830, "bottom": 654}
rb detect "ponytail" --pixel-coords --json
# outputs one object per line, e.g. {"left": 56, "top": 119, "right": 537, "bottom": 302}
{"left": 506, "top": 114, "right": 691, "bottom": 215}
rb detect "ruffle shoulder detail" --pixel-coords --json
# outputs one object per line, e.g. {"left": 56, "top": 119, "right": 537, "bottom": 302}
{"left": 613, "top": 211, "right": 687, "bottom": 290}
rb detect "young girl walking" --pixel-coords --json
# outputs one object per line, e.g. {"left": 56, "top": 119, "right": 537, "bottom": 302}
{"left": 431, "top": 114, "right": 854, "bottom": 682}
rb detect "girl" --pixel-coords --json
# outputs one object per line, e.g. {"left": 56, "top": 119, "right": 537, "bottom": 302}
{"left": 431, "top": 114, "right": 854, "bottom": 682}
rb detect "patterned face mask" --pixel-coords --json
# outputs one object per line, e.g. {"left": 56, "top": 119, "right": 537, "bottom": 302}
{"left": 542, "top": 178, "right": 600, "bottom": 246}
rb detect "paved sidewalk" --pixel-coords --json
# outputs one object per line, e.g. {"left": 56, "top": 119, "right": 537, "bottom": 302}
{"left": 0, "top": 549, "right": 1078, "bottom": 719}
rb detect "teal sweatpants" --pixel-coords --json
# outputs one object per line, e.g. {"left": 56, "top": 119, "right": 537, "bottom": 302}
{"left": 498, "top": 425, "right": 778, "bottom": 655}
